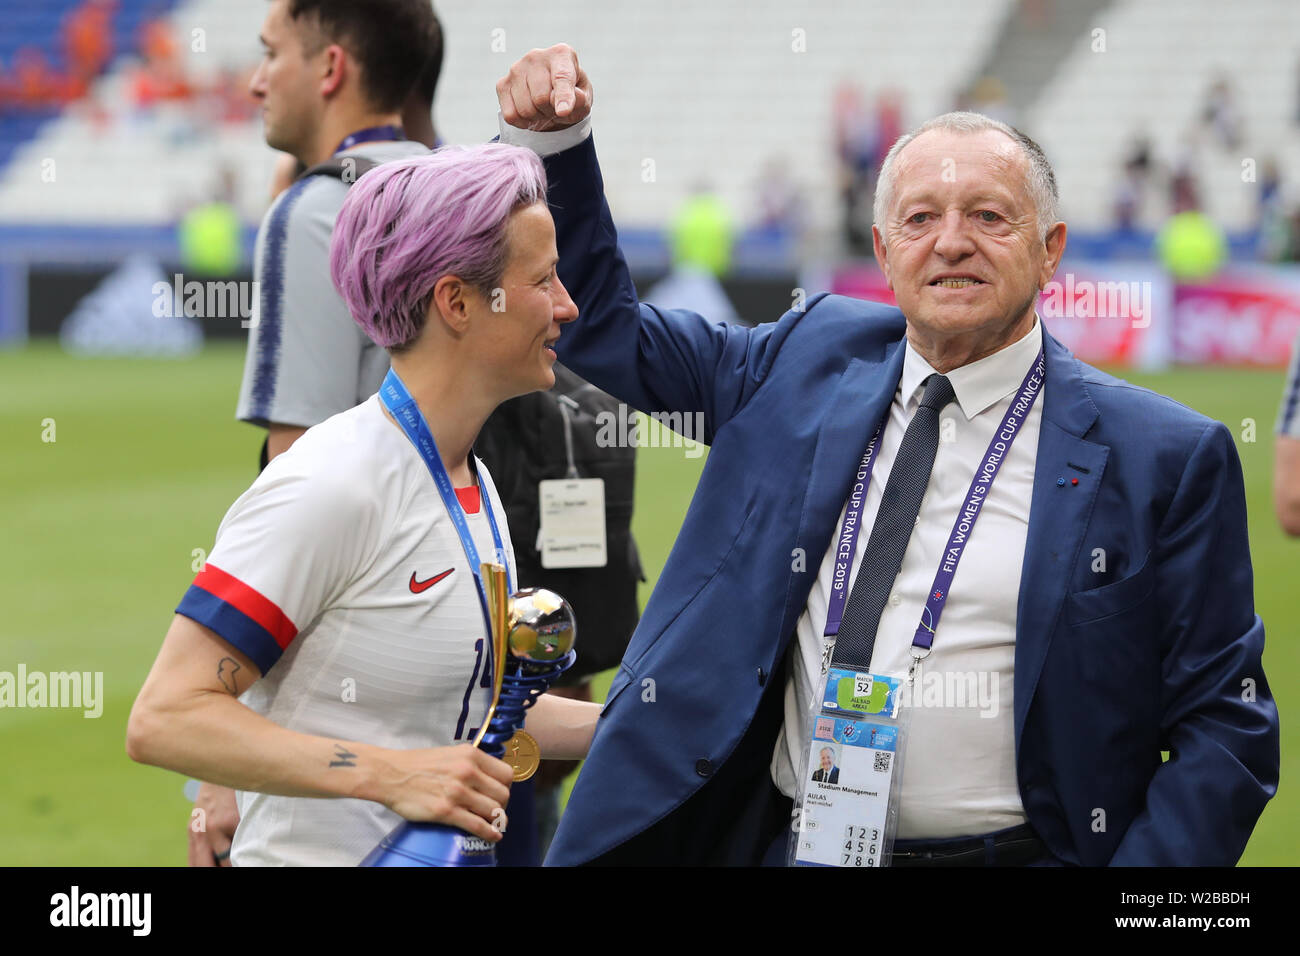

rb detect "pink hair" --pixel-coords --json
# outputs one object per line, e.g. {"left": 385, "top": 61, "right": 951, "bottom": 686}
{"left": 329, "top": 142, "right": 547, "bottom": 350}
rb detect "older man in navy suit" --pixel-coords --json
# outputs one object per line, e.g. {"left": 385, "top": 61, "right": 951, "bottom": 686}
{"left": 495, "top": 46, "right": 1279, "bottom": 866}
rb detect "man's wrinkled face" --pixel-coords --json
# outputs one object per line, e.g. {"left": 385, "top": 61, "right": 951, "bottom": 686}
{"left": 873, "top": 128, "right": 1062, "bottom": 344}
{"left": 820, "top": 748, "right": 834, "bottom": 773}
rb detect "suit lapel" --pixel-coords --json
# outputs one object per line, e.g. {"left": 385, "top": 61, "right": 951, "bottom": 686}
{"left": 1014, "top": 328, "right": 1109, "bottom": 744}
{"left": 778, "top": 340, "right": 907, "bottom": 641}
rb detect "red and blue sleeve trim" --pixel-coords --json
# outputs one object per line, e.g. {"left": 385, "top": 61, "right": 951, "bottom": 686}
{"left": 175, "top": 564, "right": 299, "bottom": 676}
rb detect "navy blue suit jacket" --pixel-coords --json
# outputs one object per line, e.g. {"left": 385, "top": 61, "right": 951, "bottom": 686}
{"left": 542, "top": 135, "right": 1279, "bottom": 866}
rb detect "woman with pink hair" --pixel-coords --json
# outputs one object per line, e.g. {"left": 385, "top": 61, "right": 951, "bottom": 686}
{"left": 128, "top": 143, "right": 597, "bottom": 866}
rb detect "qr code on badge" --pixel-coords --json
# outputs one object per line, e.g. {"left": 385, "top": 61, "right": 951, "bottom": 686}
{"left": 874, "top": 751, "right": 891, "bottom": 773}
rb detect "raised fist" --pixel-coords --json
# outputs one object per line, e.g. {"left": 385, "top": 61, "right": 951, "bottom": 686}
{"left": 496, "top": 43, "right": 592, "bottom": 132}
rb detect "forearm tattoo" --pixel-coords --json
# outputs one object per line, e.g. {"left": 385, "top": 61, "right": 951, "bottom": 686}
{"left": 329, "top": 744, "right": 358, "bottom": 768}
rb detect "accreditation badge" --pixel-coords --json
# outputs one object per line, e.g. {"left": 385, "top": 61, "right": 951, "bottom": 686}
{"left": 537, "top": 478, "right": 607, "bottom": 569}
{"left": 789, "top": 668, "right": 908, "bottom": 867}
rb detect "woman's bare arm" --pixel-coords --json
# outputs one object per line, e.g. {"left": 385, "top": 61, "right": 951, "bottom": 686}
{"left": 128, "top": 614, "right": 514, "bottom": 841}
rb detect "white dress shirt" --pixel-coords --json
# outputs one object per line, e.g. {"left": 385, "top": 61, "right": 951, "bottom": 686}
{"left": 772, "top": 316, "right": 1046, "bottom": 839}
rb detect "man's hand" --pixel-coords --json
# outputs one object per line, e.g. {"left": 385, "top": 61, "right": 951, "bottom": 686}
{"left": 496, "top": 43, "right": 592, "bottom": 132}
{"left": 189, "top": 782, "right": 240, "bottom": 867}
{"left": 376, "top": 744, "right": 515, "bottom": 843}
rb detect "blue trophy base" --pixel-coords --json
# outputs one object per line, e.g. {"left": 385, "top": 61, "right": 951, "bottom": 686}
{"left": 360, "top": 821, "right": 497, "bottom": 867}
{"left": 359, "top": 650, "right": 576, "bottom": 868}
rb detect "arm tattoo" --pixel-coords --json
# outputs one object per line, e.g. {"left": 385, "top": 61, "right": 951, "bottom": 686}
{"left": 330, "top": 744, "right": 358, "bottom": 768}
{"left": 217, "top": 657, "right": 242, "bottom": 695}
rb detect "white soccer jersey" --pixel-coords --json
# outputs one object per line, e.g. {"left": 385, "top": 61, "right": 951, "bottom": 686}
{"left": 175, "top": 393, "right": 516, "bottom": 866}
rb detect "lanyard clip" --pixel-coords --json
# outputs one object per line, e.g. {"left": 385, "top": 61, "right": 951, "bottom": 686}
{"left": 907, "top": 645, "right": 930, "bottom": 685}
{"left": 556, "top": 394, "right": 581, "bottom": 479}
{"left": 820, "top": 637, "right": 836, "bottom": 677}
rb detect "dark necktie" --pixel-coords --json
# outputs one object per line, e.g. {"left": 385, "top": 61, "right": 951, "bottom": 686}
{"left": 833, "top": 373, "right": 956, "bottom": 670}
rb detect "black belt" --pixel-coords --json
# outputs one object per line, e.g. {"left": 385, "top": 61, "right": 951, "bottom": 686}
{"left": 890, "top": 823, "right": 1048, "bottom": 867}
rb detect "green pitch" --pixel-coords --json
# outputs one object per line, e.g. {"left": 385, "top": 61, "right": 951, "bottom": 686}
{"left": 0, "top": 342, "right": 1293, "bottom": 865}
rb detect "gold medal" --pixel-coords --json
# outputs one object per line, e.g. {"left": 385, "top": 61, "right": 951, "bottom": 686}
{"left": 504, "top": 729, "right": 541, "bottom": 781}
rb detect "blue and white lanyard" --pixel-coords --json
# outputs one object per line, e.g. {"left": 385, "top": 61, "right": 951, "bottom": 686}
{"left": 379, "top": 368, "right": 512, "bottom": 650}
{"left": 824, "top": 349, "right": 1046, "bottom": 667}
{"left": 333, "top": 124, "right": 404, "bottom": 155}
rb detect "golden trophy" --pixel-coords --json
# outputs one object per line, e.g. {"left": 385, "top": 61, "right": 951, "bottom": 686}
{"left": 362, "top": 564, "right": 576, "bottom": 866}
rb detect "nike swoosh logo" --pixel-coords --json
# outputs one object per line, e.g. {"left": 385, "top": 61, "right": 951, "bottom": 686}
{"left": 409, "top": 568, "right": 454, "bottom": 594}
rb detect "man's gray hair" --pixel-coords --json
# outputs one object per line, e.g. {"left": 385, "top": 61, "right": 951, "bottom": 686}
{"left": 872, "top": 111, "right": 1061, "bottom": 243}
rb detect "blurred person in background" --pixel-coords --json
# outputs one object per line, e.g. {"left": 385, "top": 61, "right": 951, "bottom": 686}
{"left": 1254, "top": 158, "right": 1285, "bottom": 259}
{"left": 754, "top": 155, "right": 805, "bottom": 239}
{"left": 833, "top": 82, "right": 876, "bottom": 254}
{"left": 62, "top": 0, "right": 115, "bottom": 100}
{"left": 8, "top": 49, "right": 70, "bottom": 109}
{"left": 1275, "top": 335, "right": 1300, "bottom": 536}
{"left": 266, "top": 10, "right": 444, "bottom": 196}
{"left": 176, "top": 164, "right": 243, "bottom": 278}
{"left": 1112, "top": 135, "right": 1152, "bottom": 233}
{"left": 645, "top": 185, "right": 742, "bottom": 325}
{"left": 965, "top": 75, "right": 1016, "bottom": 128}
{"left": 1169, "top": 130, "right": 1202, "bottom": 215}
{"left": 0, "top": 0, "right": 115, "bottom": 109}
{"left": 1200, "top": 74, "right": 1243, "bottom": 152}
{"left": 833, "top": 84, "right": 903, "bottom": 255}
{"left": 235, "top": 0, "right": 433, "bottom": 462}
{"left": 128, "top": 17, "right": 193, "bottom": 111}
